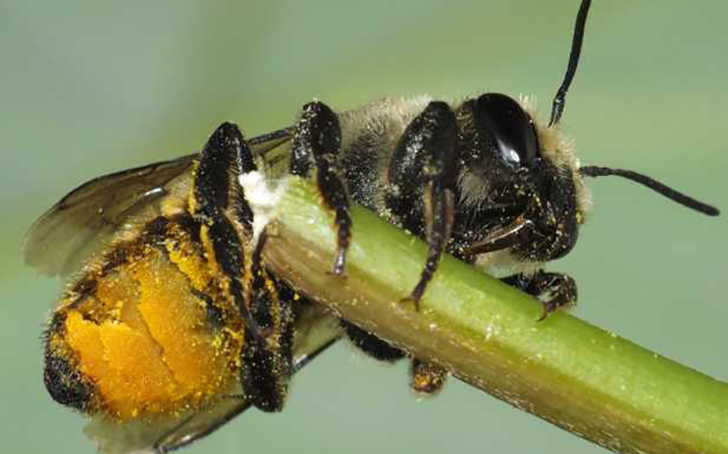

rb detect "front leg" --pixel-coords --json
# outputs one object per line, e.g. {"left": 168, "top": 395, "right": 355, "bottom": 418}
{"left": 290, "top": 101, "right": 352, "bottom": 275}
{"left": 501, "top": 270, "right": 578, "bottom": 320}
{"left": 385, "top": 101, "right": 459, "bottom": 308}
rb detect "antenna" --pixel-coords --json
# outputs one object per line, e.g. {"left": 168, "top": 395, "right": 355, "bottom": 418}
{"left": 579, "top": 166, "right": 720, "bottom": 216}
{"left": 549, "top": 0, "right": 592, "bottom": 127}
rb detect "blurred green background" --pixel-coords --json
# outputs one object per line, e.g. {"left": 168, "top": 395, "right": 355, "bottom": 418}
{"left": 2, "top": 1, "right": 726, "bottom": 453}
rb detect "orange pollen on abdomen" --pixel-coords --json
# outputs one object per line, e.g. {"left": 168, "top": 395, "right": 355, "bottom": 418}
{"left": 63, "top": 248, "right": 241, "bottom": 420}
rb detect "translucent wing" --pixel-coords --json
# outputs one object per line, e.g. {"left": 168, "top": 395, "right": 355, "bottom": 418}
{"left": 24, "top": 155, "right": 197, "bottom": 277}
{"left": 84, "top": 305, "right": 342, "bottom": 454}
{"left": 24, "top": 128, "right": 293, "bottom": 278}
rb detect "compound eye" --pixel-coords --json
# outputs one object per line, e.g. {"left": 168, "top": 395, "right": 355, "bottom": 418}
{"left": 476, "top": 93, "right": 539, "bottom": 168}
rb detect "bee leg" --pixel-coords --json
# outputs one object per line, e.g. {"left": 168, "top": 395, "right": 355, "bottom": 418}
{"left": 385, "top": 101, "right": 458, "bottom": 309}
{"left": 342, "top": 102, "right": 457, "bottom": 396}
{"left": 342, "top": 320, "right": 449, "bottom": 395}
{"left": 341, "top": 320, "right": 407, "bottom": 362}
{"left": 240, "top": 230, "right": 295, "bottom": 412}
{"left": 410, "top": 358, "right": 448, "bottom": 395}
{"left": 501, "top": 271, "right": 578, "bottom": 320}
{"left": 192, "top": 122, "right": 269, "bottom": 339}
{"left": 290, "top": 101, "right": 351, "bottom": 276}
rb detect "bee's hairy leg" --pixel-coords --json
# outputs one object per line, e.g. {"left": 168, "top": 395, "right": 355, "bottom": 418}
{"left": 341, "top": 320, "right": 407, "bottom": 362}
{"left": 241, "top": 229, "right": 295, "bottom": 412}
{"left": 501, "top": 270, "right": 578, "bottom": 320}
{"left": 194, "top": 124, "right": 295, "bottom": 412}
{"left": 410, "top": 358, "right": 448, "bottom": 395}
{"left": 192, "top": 122, "right": 270, "bottom": 339}
{"left": 290, "top": 101, "right": 351, "bottom": 276}
{"left": 342, "top": 320, "right": 448, "bottom": 395}
{"left": 385, "top": 101, "right": 459, "bottom": 309}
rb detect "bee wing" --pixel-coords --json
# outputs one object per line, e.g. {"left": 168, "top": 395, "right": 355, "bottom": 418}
{"left": 24, "top": 155, "right": 197, "bottom": 277}
{"left": 24, "top": 127, "right": 293, "bottom": 278}
{"left": 84, "top": 306, "right": 342, "bottom": 454}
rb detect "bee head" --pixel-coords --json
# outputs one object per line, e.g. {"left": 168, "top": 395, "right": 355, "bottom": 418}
{"left": 456, "top": 92, "right": 582, "bottom": 262}
{"left": 459, "top": 0, "right": 718, "bottom": 265}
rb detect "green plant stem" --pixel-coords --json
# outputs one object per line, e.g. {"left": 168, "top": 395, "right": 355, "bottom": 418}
{"left": 262, "top": 177, "right": 728, "bottom": 454}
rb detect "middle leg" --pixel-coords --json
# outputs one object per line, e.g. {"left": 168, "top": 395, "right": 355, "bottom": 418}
{"left": 290, "top": 101, "right": 352, "bottom": 276}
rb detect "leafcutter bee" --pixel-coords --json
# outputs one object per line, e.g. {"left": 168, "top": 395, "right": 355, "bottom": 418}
{"left": 25, "top": 0, "right": 719, "bottom": 452}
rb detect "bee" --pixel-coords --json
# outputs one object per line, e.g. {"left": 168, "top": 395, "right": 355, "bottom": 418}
{"left": 25, "top": 0, "right": 719, "bottom": 452}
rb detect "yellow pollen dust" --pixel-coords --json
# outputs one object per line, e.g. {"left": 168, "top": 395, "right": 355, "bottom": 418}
{"left": 63, "top": 248, "right": 241, "bottom": 420}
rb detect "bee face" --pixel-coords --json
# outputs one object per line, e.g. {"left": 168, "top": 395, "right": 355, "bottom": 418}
{"left": 453, "top": 93, "right": 583, "bottom": 263}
